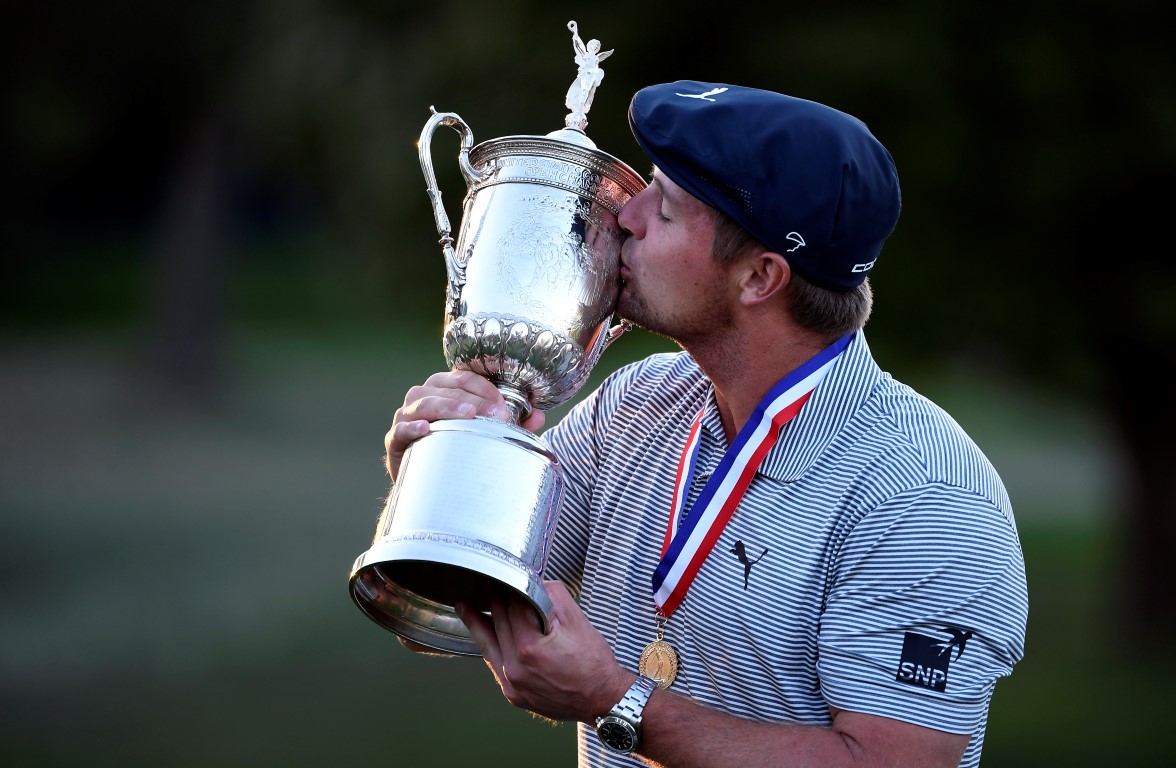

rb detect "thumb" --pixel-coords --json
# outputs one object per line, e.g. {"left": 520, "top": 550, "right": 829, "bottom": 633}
{"left": 519, "top": 408, "right": 546, "bottom": 434}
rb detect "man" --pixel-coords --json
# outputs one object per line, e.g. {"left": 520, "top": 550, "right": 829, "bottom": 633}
{"left": 386, "top": 81, "right": 1028, "bottom": 768}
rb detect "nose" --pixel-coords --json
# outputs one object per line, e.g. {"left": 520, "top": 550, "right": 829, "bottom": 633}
{"left": 618, "top": 185, "right": 649, "bottom": 238}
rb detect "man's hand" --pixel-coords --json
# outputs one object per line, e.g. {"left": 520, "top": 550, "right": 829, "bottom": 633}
{"left": 456, "top": 580, "right": 633, "bottom": 724}
{"left": 384, "top": 370, "right": 545, "bottom": 481}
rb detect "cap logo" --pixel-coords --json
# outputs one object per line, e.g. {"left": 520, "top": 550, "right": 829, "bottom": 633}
{"left": 785, "top": 232, "right": 806, "bottom": 253}
{"left": 674, "top": 87, "right": 729, "bottom": 102}
{"left": 851, "top": 258, "right": 877, "bottom": 273}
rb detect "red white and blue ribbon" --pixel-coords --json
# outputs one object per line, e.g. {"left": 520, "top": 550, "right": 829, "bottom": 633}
{"left": 652, "top": 333, "right": 853, "bottom": 617}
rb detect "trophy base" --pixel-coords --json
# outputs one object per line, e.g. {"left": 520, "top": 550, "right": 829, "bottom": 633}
{"left": 348, "top": 417, "right": 564, "bottom": 656}
{"left": 350, "top": 542, "right": 555, "bottom": 656}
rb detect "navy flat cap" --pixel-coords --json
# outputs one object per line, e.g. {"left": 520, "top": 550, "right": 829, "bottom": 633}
{"left": 628, "top": 81, "right": 901, "bottom": 291}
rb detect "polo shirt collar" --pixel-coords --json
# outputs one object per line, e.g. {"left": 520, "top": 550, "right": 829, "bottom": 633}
{"left": 696, "top": 331, "right": 882, "bottom": 482}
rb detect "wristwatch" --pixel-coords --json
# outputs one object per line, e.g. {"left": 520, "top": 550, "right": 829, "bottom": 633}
{"left": 594, "top": 674, "right": 658, "bottom": 755}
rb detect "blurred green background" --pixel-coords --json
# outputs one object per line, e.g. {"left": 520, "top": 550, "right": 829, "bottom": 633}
{"left": 2, "top": 1, "right": 1173, "bottom": 765}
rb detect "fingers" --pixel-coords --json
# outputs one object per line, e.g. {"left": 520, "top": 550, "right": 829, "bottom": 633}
{"left": 543, "top": 579, "right": 575, "bottom": 606}
{"left": 384, "top": 370, "right": 515, "bottom": 480}
{"left": 456, "top": 601, "right": 506, "bottom": 683}
{"left": 505, "top": 593, "right": 544, "bottom": 638}
{"left": 407, "top": 370, "right": 514, "bottom": 421}
{"left": 488, "top": 595, "right": 519, "bottom": 664}
{"left": 483, "top": 595, "right": 542, "bottom": 706}
{"left": 518, "top": 408, "right": 546, "bottom": 434}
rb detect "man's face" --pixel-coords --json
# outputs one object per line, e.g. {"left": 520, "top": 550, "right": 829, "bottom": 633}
{"left": 616, "top": 168, "right": 734, "bottom": 345}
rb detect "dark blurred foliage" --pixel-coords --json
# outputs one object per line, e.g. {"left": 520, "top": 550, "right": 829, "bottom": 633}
{"left": 3, "top": 0, "right": 1173, "bottom": 636}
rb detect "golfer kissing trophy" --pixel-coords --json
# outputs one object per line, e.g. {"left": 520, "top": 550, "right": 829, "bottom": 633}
{"left": 348, "top": 21, "right": 644, "bottom": 655}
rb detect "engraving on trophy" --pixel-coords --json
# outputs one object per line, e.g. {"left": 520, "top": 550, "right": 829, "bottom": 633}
{"left": 492, "top": 156, "right": 607, "bottom": 197}
{"left": 594, "top": 176, "right": 634, "bottom": 216}
{"left": 388, "top": 532, "right": 541, "bottom": 576}
{"left": 493, "top": 194, "right": 588, "bottom": 313}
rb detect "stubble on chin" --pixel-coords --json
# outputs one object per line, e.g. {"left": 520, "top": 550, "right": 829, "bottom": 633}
{"left": 616, "top": 288, "right": 651, "bottom": 332}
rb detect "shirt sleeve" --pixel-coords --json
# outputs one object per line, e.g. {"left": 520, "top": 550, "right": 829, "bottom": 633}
{"left": 816, "top": 483, "right": 1028, "bottom": 734}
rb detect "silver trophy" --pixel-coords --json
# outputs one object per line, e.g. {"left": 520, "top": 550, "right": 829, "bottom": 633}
{"left": 349, "top": 21, "right": 644, "bottom": 655}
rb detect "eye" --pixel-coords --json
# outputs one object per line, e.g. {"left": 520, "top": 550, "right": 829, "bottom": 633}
{"left": 656, "top": 208, "right": 671, "bottom": 223}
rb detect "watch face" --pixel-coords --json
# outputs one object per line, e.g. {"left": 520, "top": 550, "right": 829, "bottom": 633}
{"left": 597, "top": 716, "right": 637, "bottom": 753}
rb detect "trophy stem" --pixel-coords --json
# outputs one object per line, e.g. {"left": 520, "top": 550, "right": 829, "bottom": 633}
{"left": 498, "top": 385, "right": 533, "bottom": 424}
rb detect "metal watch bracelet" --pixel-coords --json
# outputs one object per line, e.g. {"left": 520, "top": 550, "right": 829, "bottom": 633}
{"left": 596, "top": 673, "right": 658, "bottom": 755}
{"left": 615, "top": 674, "right": 656, "bottom": 721}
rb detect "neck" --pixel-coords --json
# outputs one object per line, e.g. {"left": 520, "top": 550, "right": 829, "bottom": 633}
{"left": 691, "top": 331, "right": 838, "bottom": 443}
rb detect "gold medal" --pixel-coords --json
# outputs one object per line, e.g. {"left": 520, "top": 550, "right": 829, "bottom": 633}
{"left": 638, "top": 611, "right": 678, "bottom": 688}
{"left": 638, "top": 638, "right": 679, "bottom": 689}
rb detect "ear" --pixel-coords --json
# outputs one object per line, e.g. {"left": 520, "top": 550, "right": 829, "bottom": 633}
{"left": 737, "top": 251, "right": 791, "bottom": 307}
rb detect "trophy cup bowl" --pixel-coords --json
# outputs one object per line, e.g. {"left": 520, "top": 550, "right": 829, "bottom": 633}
{"left": 349, "top": 22, "right": 645, "bottom": 655}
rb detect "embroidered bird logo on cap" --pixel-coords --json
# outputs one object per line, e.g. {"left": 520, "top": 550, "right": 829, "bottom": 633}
{"left": 675, "top": 87, "right": 729, "bottom": 102}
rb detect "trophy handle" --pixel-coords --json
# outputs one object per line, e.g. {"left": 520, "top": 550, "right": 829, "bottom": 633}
{"left": 419, "top": 108, "right": 490, "bottom": 319}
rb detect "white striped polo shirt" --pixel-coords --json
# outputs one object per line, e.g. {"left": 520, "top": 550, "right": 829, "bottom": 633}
{"left": 543, "top": 331, "right": 1028, "bottom": 768}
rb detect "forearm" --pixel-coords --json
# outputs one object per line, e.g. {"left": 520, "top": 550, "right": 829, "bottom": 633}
{"left": 633, "top": 689, "right": 966, "bottom": 768}
{"left": 633, "top": 690, "right": 848, "bottom": 768}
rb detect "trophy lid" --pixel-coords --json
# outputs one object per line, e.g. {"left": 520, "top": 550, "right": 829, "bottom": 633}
{"left": 545, "top": 126, "right": 598, "bottom": 149}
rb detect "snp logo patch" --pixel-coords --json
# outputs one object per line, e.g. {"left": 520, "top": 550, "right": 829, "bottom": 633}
{"left": 895, "top": 627, "right": 973, "bottom": 693}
